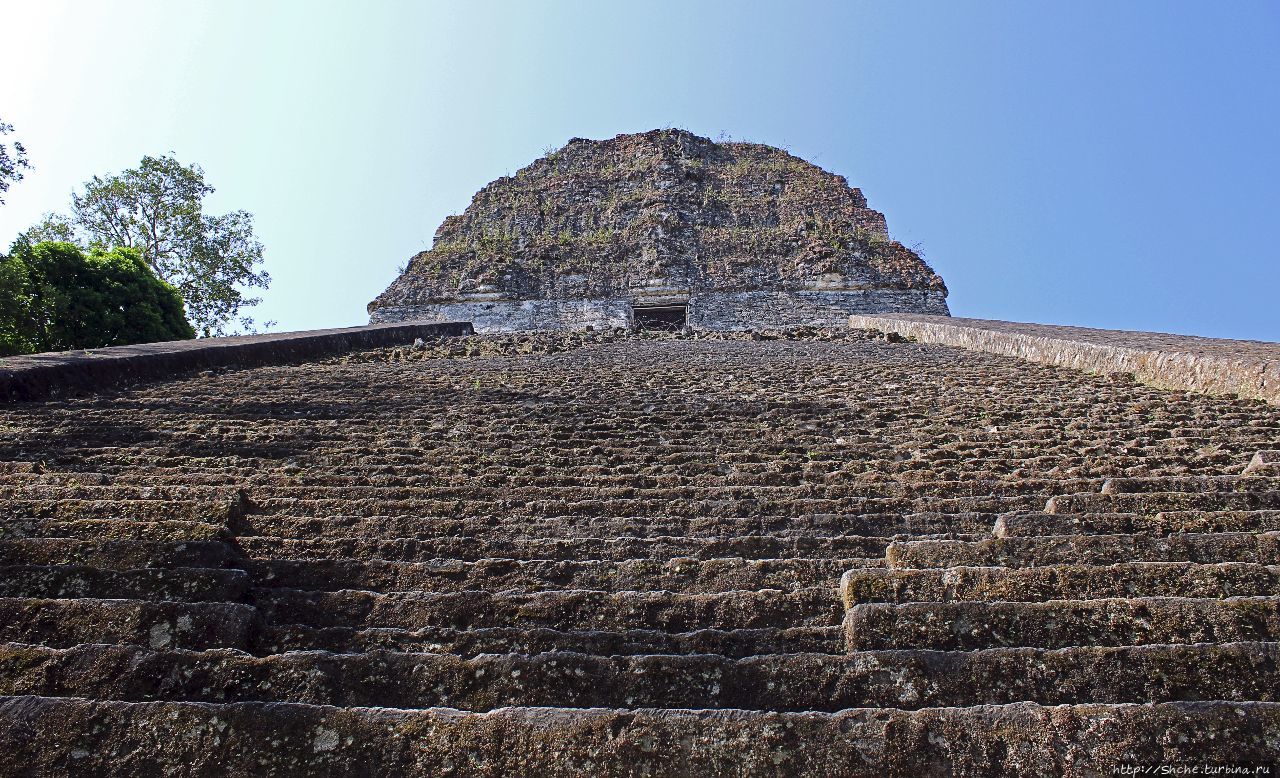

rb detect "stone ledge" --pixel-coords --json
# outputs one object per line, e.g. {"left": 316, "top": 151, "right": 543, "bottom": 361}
{"left": 850, "top": 314, "right": 1280, "bottom": 405}
{"left": 1, "top": 696, "right": 1277, "bottom": 774}
{"left": 0, "top": 321, "right": 474, "bottom": 403}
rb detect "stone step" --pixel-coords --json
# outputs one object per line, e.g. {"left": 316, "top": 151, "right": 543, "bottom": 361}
{"left": 888, "top": 532, "right": 1280, "bottom": 569}
{"left": 214, "top": 482, "right": 1070, "bottom": 502}
{"left": 261, "top": 624, "right": 845, "bottom": 658}
{"left": 1, "top": 696, "right": 1274, "bottom": 774}
{"left": 993, "top": 510, "right": 1280, "bottom": 537}
{"left": 841, "top": 563, "right": 1280, "bottom": 604}
{"left": 0, "top": 463, "right": 40, "bottom": 474}
{"left": 1244, "top": 450, "right": 1280, "bottom": 475}
{"left": 237, "top": 534, "right": 891, "bottom": 563}
{"left": 1100, "top": 475, "right": 1280, "bottom": 494}
{"left": 0, "top": 598, "right": 259, "bottom": 651}
{"left": 0, "top": 498, "right": 237, "bottom": 523}
{"left": 254, "top": 588, "right": 844, "bottom": 632}
{"left": 235, "top": 512, "right": 990, "bottom": 540}
{"left": 4, "top": 641, "right": 1278, "bottom": 711}
{"left": 30, "top": 467, "right": 1098, "bottom": 494}
{"left": 0, "top": 485, "right": 238, "bottom": 501}
{"left": 845, "top": 596, "right": 1280, "bottom": 650}
{"left": 66, "top": 472, "right": 1099, "bottom": 497}
{"left": 55, "top": 455, "right": 1180, "bottom": 484}
{"left": 0, "top": 539, "right": 239, "bottom": 570}
{"left": 243, "top": 494, "right": 1042, "bottom": 519}
{"left": 1047, "top": 491, "right": 1280, "bottom": 515}
{"left": 0, "top": 471, "right": 110, "bottom": 486}
{"left": 0, "top": 566, "right": 250, "bottom": 602}
{"left": 249, "top": 557, "right": 866, "bottom": 594}
{"left": 2, "top": 483, "right": 877, "bottom": 502}
{"left": 0, "top": 519, "right": 226, "bottom": 542}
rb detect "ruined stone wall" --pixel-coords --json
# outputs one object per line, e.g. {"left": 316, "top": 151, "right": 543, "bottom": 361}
{"left": 370, "top": 290, "right": 950, "bottom": 332}
{"left": 370, "top": 299, "right": 632, "bottom": 333}
{"left": 691, "top": 290, "right": 949, "bottom": 331}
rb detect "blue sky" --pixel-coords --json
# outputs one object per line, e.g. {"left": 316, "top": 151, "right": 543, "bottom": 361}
{"left": 2, "top": 1, "right": 1277, "bottom": 340}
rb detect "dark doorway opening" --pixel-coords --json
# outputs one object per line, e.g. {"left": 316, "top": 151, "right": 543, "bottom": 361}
{"left": 633, "top": 304, "right": 688, "bottom": 331}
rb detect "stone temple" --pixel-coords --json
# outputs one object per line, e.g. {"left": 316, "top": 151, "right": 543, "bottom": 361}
{"left": 369, "top": 129, "right": 949, "bottom": 331}
{"left": 3, "top": 137, "right": 1280, "bottom": 773}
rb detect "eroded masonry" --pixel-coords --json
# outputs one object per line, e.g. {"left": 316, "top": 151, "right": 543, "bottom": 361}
{"left": 368, "top": 129, "right": 949, "bottom": 331}
{"left": 1, "top": 326, "right": 1279, "bottom": 773}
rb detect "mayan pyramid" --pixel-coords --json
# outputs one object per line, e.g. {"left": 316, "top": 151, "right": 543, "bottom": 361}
{"left": 2, "top": 131, "right": 1279, "bottom": 773}
{"left": 369, "top": 129, "right": 949, "bottom": 331}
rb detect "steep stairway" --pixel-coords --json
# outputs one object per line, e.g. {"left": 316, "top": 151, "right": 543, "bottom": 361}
{"left": 1, "top": 332, "right": 1279, "bottom": 774}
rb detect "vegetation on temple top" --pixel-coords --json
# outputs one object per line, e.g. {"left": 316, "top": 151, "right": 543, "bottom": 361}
{"left": 372, "top": 129, "right": 945, "bottom": 309}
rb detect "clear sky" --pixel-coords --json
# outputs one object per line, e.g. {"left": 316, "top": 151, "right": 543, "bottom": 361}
{"left": 2, "top": 1, "right": 1277, "bottom": 340}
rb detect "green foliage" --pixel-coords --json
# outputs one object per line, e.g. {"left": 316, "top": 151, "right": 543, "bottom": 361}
{"left": 16, "top": 213, "right": 76, "bottom": 244}
{"left": 0, "top": 117, "right": 31, "bottom": 206}
{"left": 583, "top": 227, "right": 616, "bottom": 246}
{"left": 474, "top": 227, "right": 517, "bottom": 258}
{"left": 0, "top": 241, "right": 194, "bottom": 356}
{"left": 17, "top": 155, "right": 270, "bottom": 336}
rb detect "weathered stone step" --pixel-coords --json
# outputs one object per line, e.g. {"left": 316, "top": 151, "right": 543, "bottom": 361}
{"left": 0, "top": 485, "right": 238, "bottom": 501}
{"left": 1101, "top": 475, "right": 1280, "bottom": 494}
{"left": 845, "top": 596, "right": 1280, "bottom": 650}
{"left": 0, "top": 566, "right": 250, "bottom": 602}
{"left": 255, "top": 588, "right": 844, "bottom": 632}
{"left": 235, "top": 512, "right": 989, "bottom": 540}
{"left": 244, "top": 494, "right": 1042, "bottom": 519}
{"left": 1245, "top": 450, "right": 1280, "bottom": 475}
{"left": 0, "top": 498, "right": 237, "bottom": 522}
{"left": 250, "top": 557, "right": 867, "bottom": 594}
{"left": 0, "top": 519, "right": 225, "bottom": 542}
{"left": 0, "top": 598, "right": 258, "bottom": 650}
{"left": 0, "top": 471, "right": 110, "bottom": 486}
{"left": 841, "top": 562, "right": 1280, "bottom": 604}
{"left": 994, "top": 510, "right": 1280, "bottom": 537}
{"left": 1047, "top": 490, "right": 1280, "bottom": 514}
{"left": 62, "top": 467, "right": 1098, "bottom": 496}
{"left": 0, "top": 539, "right": 239, "bottom": 570}
{"left": 888, "top": 532, "right": 1280, "bottom": 569}
{"left": 206, "top": 481, "right": 1078, "bottom": 502}
{"left": 237, "top": 534, "right": 891, "bottom": 563}
{"left": 2, "top": 696, "right": 1275, "bottom": 775}
{"left": 0, "top": 463, "right": 40, "bottom": 474}
{"left": 262, "top": 624, "right": 845, "bottom": 658}
{"left": 6, "top": 641, "right": 1279, "bottom": 711}
{"left": 52, "top": 454, "right": 1153, "bottom": 486}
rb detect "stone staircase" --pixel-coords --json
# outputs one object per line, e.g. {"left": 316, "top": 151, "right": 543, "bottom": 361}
{"left": 0, "top": 331, "right": 1278, "bottom": 774}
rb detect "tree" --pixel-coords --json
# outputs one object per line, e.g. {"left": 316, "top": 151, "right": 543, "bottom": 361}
{"left": 0, "top": 241, "right": 194, "bottom": 356}
{"left": 19, "top": 155, "right": 271, "bottom": 336}
{"left": 0, "top": 117, "right": 31, "bottom": 206}
{"left": 17, "top": 213, "right": 76, "bottom": 244}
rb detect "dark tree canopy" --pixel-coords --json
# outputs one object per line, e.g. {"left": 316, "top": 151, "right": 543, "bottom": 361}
{"left": 0, "top": 241, "right": 194, "bottom": 356}
{"left": 0, "top": 117, "right": 31, "bottom": 206}
{"left": 19, "top": 155, "right": 271, "bottom": 336}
